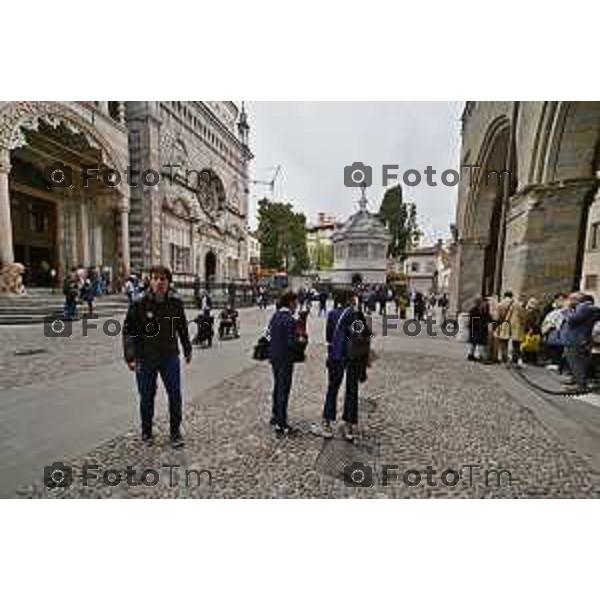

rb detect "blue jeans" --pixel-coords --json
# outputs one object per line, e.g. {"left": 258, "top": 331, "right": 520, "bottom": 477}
{"left": 323, "top": 358, "right": 360, "bottom": 424}
{"left": 136, "top": 355, "right": 183, "bottom": 436}
{"left": 271, "top": 361, "right": 294, "bottom": 427}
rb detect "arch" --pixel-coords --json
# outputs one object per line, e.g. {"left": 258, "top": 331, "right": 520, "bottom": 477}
{"left": 463, "top": 115, "right": 512, "bottom": 241}
{"left": 0, "top": 101, "right": 126, "bottom": 175}
{"left": 541, "top": 101, "right": 600, "bottom": 183}
{"left": 460, "top": 114, "right": 517, "bottom": 299}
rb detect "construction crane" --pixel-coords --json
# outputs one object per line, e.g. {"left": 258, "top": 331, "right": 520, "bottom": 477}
{"left": 250, "top": 165, "right": 281, "bottom": 198}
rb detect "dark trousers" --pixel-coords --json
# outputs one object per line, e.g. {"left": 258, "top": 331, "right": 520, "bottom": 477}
{"left": 323, "top": 358, "right": 360, "bottom": 424}
{"left": 564, "top": 345, "right": 591, "bottom": 390}
{"left": 63, "top": 296, "right": 77, "bottom": 319}
{"left": 271, "top": 361, "right": 294, "bottom": 427}
{"left": 136, "top": 355, "right": 183, "bottom": 436}
{"left": 511, "top": 340, "right": 522, "bottom": 363}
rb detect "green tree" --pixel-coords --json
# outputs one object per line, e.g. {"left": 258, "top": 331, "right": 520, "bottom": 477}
{"left": 378, "top": 184, "right": 421, "bottom": 260}
{"left": 257, "top": 198, "right": 309, "bottom": 274}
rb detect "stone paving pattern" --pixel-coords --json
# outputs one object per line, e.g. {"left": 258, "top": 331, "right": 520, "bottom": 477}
{"left": 15, "top": 315, "right": 600, "bottom": 498}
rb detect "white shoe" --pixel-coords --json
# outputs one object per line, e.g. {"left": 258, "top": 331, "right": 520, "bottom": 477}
{"left": 344, "top": 423, "right": 355, "bottom": 442}
{"left": 321, "top": 420, "right": 334, "bottom": 439}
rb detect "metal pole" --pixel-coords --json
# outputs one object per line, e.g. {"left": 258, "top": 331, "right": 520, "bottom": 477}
{"left": 493, "top": 101, "right": 520, "bottom": 296}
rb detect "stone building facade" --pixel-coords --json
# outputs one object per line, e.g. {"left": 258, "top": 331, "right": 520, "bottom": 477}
{"left": 0, "top": 101, "right": 252, "bottom": 294}
{"left": 306, "top": 212, "right": 339, "bottom": 272}
{"left": 0, "top": 101, "right": 130, "bottom": 291}
{"left": 126, "top": 101, "right": 252, "bottom": 284}
{"left": 403, "top": 241, "right": 450, "bottom": 295}
{"left": 452, "top": 101, "right": 600, "bottom": 313}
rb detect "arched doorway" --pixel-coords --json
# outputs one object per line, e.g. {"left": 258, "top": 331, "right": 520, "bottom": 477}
{"left": 463, "top": 116, "right": 517, "bottom": 299}
{"left": 8, "top": 120, "right": 124, "bottom": 285}
{"left": 0, "top": 102, "right": 129, "bottom": 287}
{"left": 205, "top": 250, "right": 217, "bottom": 283}
{"left": 351, "top": 273, "right": 363, "bottom": 286}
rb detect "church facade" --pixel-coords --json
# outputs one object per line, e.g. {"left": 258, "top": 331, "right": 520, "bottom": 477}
{"left": 126, "top": 101, "right": 252, "bottom": 284}
{"left": 452, "top": 101, "right": 600, "bottom": 313}
{"left": 0, "top": 101, "right": 252, "bottom": 293}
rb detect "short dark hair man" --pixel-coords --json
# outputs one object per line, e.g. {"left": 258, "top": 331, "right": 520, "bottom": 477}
{"left": 268, "top": 290, "right": 299, "bottom": 436}
{"left": 123, "top": 265, "right": 192, "bottom": 448}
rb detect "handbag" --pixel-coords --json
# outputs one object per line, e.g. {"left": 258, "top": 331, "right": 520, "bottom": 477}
{"left": 253, "top": 322, "right": 272, "bottom": 361}
{"left": 495, "top": 301, "right": 514, "bottom": 341}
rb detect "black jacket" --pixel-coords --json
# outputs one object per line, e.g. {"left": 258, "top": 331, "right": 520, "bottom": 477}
{"left": 123, "top": 291, "right": 192, "bottom": 362}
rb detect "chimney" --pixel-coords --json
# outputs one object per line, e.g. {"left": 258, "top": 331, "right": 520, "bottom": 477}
{"left": 318, "top": 212, "right": 325, "bottom": 226}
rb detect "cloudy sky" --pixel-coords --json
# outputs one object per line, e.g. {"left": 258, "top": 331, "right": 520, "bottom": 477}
{"left": 247, "top": 101, "right": 464, "bottom": 243}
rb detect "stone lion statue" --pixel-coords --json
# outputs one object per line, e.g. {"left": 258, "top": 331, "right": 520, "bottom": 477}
{"left": 0, "top": 262, "right": 26, "bottom": 295}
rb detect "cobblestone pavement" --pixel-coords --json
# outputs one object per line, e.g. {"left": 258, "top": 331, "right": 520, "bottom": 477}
{"left": 14, "top": 312, "right": 600, "bottom": 498}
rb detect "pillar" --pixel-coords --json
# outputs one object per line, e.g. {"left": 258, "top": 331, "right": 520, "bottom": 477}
{"left": 503, "top": 180, "right": 593, "bottom": 298}
{"left": 0, "top": 148, "right": 14, "bottom": 265}
{"left": 98, "top": 101, "right": 109, "bottom": 114}
{"left": 80, "top": 200, "right": 90, "bottom": 267}
{"left": 118, "top": 195, "right": 130, "bottom": 275}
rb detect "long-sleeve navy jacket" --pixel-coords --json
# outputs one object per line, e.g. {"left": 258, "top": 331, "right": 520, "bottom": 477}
{"left": 561, "top": 301, "right": 600, "bottom": 347}
{"left": 268, "top": 308, "right": 297, "bottom": 365}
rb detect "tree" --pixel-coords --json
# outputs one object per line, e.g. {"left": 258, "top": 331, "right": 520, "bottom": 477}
{"left": 378, "top": 184, "right": 421, "bottom": 260}
{"left": 257, "top": 198, "right": 310, "bottom": 274}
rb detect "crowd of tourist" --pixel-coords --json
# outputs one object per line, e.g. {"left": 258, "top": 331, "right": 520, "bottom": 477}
{"left": 466, "top": 291, "right": 600, "bottom": 394}
{"left": 61, "top": 266, "right": 112, "bottom": 319}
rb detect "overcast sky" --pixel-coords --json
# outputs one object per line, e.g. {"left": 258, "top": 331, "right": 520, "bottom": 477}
{"left": 247, "top": 101, "right": 464, "bottom": 243}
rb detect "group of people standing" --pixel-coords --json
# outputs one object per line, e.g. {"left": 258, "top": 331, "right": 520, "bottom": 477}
{"left": 62, "top": 266, "right": 106, "bottom": 319}
{"left": 266, "top": 288, "right": 371, "bottom": 440}
{"left": 467, "top": 290, "right": 600, "bottom": 394}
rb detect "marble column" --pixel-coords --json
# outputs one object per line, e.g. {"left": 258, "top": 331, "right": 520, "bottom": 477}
{"left": 80, "top": 200, "right": 90, "bottom": 267}
{"left": 118, "top": 195, "right": 130, "bottom": 275}
{"left": 0, "top": 148, "right": 14, "bottom": 265}
{"left": 70, "top": 207, "right": 79, "bottom": 266}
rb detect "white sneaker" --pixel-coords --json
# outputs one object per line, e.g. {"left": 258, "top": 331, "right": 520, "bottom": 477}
{"left": 344, "top": 423, "right": 355, "bottom": 442}
{"left": 322, "top": 421, "right": 334, "bottom": 439}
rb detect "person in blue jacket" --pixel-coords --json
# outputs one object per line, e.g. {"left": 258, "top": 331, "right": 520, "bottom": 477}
{"left": 321, "top": 288, "right": 371, "bottom": 441}
{"left": 268, "top": 290, "right": 299, "bottom": 436}
{"left": 561, "top": 292, "right": 600, "bottom": 393}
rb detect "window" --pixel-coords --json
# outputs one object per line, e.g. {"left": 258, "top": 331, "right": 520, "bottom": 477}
{"left": 349, "top": 243, "right": 368, "bottom": 259}
{"left": 169, "top": 243, "right": 191, "bottom": 273}
{"left": 585, "top": 274, "right": 598, "bottom": 290}
{"left": 590, "top": 222, "right": 600, "bottom": 250}
{"left": 29, "top": 207, "right": 48, "bottom": 232}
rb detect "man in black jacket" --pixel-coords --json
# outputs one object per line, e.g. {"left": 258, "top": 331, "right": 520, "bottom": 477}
{"left": 123, "top": 265, "right": 192, "bottom": 448}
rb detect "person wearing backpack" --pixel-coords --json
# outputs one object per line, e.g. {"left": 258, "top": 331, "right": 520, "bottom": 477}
{"left": 320, "top": 288, "right": 371, "bottom": 442}
{"left": 268, "top": 290, "right": 300, "bottom": 437}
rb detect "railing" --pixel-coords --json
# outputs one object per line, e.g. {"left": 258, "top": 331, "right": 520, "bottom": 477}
{"left": 138, "top": 271, "right": 258, "bottom": 308}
